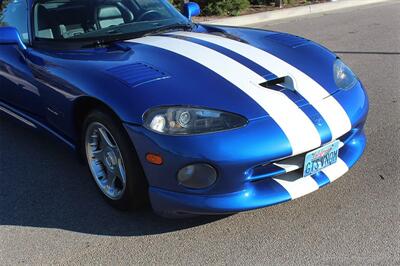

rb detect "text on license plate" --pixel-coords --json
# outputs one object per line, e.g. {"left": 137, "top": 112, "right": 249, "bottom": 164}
{"left": 303, "top": 140, "right": 340, "bottom": 177}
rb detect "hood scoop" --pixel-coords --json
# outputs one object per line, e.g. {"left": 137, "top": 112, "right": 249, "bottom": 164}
{"left": 260, "top": 76, "right": 307, "bottom": 106}
{"left": 260, "top": 76, "right": 296, "bottom": 92}
{"left": 107, "top": 62, "right": 170, "bottom": 88}
{"left": 266, "top": 33, "right": 310, "bottom": 48}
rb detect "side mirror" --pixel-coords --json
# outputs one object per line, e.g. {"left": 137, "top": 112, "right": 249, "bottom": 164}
{"left": 183, "top": 2, "right": 201, "bottom": 20}
{"left": 0, "top": 27, "right": 27, "bottom": 50}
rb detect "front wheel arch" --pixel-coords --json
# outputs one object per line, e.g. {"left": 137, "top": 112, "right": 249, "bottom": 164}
{"left": 81, "top": 109, "right": 149, "bottom": 209}
{"left": 73, "top": 97, "right": 122, "bottom": 160}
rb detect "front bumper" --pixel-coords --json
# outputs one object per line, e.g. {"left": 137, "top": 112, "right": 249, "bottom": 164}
{"left": 146, "top": 128, "right": 365, "bottom": 218}
{"left": 124, "top": 83, "right": 368, "bottom": 218}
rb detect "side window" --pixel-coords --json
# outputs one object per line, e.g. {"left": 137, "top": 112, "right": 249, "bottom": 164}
{"left": 0, "top": 0, "right": 29, "bottom": 43}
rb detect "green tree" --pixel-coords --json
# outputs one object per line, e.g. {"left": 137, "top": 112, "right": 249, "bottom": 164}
{"left": 203, "top": 0, "right": 250, "bottom": 16}
{"left": 0, "top": 0, "right": 12, "bottom": 26}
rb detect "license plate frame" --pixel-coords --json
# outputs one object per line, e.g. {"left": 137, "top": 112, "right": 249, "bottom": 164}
{"left": 303, "top": 140, "right": 340, "bottom": 177}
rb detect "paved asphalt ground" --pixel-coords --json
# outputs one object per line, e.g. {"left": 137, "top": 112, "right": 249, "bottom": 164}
{"left": 0, "top": 1, "right": 399, "bottom": 265}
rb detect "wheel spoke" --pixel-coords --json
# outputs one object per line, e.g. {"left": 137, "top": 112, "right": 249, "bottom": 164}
{"left": 98, "top": 127, "right": 116, "bottom": 149}
{"left": 107, "top": 174, "right": 117, "bottom": 188}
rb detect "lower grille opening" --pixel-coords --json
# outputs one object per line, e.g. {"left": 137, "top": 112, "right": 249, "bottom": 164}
{"left": 248, "top": 128, "right": 359, "bottom": 182}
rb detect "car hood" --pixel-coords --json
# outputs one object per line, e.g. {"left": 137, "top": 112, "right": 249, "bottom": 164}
{"left": 40, "top": 27, "right": 343, "bottom": 123}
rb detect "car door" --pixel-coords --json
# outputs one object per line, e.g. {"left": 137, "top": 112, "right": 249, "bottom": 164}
{"left": 0, "top": 0, "right": 44, "bottom": 118}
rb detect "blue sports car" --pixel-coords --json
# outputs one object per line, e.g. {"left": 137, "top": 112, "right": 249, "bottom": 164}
{"left": 0, "top": 0, "right": 368, "bottom": 218}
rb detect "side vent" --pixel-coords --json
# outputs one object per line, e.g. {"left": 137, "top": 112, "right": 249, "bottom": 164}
{"left": 107, "top": 63, "right": 169, "bottom": 88}
{"left": 266, "top": 33, "right": 310, "bottom": 48}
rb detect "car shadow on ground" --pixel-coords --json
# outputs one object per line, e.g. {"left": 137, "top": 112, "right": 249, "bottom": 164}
{"left": 0, "top": 115, "right": 227, "bottom": 236}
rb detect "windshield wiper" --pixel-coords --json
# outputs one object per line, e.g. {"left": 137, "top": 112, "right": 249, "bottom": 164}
{"left": 81, "top": 23, "right": 194, "bottom": 48}
{"left": 81, "top": 33, "right": 142, "bottom": 48}
{"left": 143, "top": 23, "right": 194, "bottom": 37}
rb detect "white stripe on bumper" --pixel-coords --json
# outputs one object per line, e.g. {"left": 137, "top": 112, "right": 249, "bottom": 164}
{"left": 130, "top": 36, "right": 321, "bottom": 155}
{"left": 322, "top": 158, "right": 349, "bottom": 182}
{"left": 273, "top": 157, "right": 349, "bottom": 199}
{"left": 273, "top": 155, "right": 304, "bottom": 173}
{"left": 273, "top": 173, "right": 319, "bottom": 200}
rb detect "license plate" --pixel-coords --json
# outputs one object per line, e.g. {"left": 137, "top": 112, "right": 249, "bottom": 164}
{"left": 303, "top": 140, "right": 340, "bottom": 177}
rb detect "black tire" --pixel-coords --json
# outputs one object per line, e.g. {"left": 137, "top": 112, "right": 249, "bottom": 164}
{"left": 81, "top": 109, "right": 148, "bottom": 210}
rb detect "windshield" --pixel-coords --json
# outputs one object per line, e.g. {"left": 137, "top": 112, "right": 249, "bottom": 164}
{"left": 33, "top": 0, "right": 190, "bottom": 44}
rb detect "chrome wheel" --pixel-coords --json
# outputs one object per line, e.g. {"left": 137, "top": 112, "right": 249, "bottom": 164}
{"left": 85, "top": 122, "right": 127, "bottom": 200}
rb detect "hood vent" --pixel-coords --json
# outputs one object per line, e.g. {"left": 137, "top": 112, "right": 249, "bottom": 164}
{"left": 260, "top": 76, "right": 296, "bottom": 92}
{"left": 260, "top": 76, "right": 306, "bottom": 105}
{"left": 107, "top": 63, "right": 169, "bottom": 88}
{"left": 266, "top": 33, "right": 310, "bottom": 48}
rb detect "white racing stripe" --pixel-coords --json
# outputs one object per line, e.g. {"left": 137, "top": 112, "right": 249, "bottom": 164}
{"left": 322, "top": 158, "right": 349, "bottom": 182}
{"left": 273, "top": 157, "right": 348, "bottom": 199}
{"left": 274, "top": 156, "right": 304, "bottom": 173}
{"left": 339, "top": 141, "right": 345, "bottom": 149}
{"left": 273, "top": 172, "right": 319, "bottom": 200}
{"left": 130, "top": 36, "right": 321, "bottom": 155}
{"left": 172, "top": 32, "right": 352, "bottom": 140}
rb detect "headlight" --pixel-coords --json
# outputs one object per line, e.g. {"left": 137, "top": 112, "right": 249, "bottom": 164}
{"left": 333, "top": 59, "right": 358, "bottom": 90}
{"left": 143, "top": 106, "right": 248, "bottom": 135}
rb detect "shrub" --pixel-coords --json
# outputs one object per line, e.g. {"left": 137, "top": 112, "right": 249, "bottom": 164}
{"left": 169, "top": 0, "right": 323, "bottom": 17}
{"left": 168, "top": 0, "right": 182, "bottom": 8}
{"left": 203, "top": 0, "right": 250, "bottom": 16}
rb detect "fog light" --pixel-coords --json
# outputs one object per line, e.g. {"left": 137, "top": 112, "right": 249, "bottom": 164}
{"left": 177, "top": 164, "right": 217, "bottom": 189}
